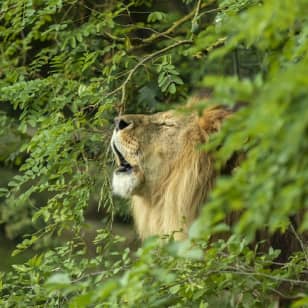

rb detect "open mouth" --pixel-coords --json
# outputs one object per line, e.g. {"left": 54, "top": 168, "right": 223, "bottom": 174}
{"left": 113, "top": 144, "right": 132, "bottom": 173}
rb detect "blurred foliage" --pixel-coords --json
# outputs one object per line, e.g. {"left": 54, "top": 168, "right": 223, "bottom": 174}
{"left": 0, "top": 0, "right": 307, "bottom": 307}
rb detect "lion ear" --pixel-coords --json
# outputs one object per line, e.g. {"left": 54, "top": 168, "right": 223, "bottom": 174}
{"left": 198, "top": 106, "right": 232, "bottom": 133}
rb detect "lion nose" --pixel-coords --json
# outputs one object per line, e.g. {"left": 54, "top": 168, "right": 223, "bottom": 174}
{"left": 114, "top": 117, "right": 131, "bottom": 131}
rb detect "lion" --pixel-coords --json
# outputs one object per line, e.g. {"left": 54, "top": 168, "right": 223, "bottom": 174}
{"left": 111, "top": 95, "right": 307, "bottom": 262}
{"left": 111, "top": 95, "right": 234, "bottom": 241}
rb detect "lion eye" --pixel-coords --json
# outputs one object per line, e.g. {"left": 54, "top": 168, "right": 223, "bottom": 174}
{"left": 152, "top": 120, "right": 176, "bottom": 127}
{"left": 161, "top": 122, "right": 176, "bottom": 127}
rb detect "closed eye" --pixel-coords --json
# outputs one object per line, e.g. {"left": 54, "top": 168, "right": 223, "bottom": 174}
{"left": 154, "top": 122, "right": 176, "bottom": 127}
{"left": 162, "top": 123, "right": 176, "bottom": 127}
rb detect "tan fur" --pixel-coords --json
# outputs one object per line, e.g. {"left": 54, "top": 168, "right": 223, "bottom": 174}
{"left": 111, "top": 98, "right": 231, "bottom": 240}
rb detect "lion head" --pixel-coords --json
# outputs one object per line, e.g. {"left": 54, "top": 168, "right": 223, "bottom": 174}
{"left": 111, "top": 98, "right": 232, "bottom": 240}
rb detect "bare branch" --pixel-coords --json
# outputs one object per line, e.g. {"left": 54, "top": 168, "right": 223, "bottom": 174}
{"left": 102, "top": 31, "right": 125, "bottom": 43}
{"left": 193, "top": 0, "right": 203, "bottom": 24}
{"left": 290, "top": 222, "right": 308, "bottom": 264}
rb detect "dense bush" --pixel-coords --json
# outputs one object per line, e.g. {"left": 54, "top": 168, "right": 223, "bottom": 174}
{"left": 0, "top": 0, "right": 307, "bottom": 306}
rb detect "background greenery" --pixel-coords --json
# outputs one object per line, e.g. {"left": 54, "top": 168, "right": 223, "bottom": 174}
{"left": 0, "top": 0, "right": 307, "bottom": 306}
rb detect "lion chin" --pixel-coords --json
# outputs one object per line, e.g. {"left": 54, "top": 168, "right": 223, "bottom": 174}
{"left": 111, "top": 130, "right": 143, "bottom": 198}
{"left": 112, "top": 170, "right": 140, "bottom": 198}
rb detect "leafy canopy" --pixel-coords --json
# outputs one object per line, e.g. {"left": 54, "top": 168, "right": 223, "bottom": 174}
{"left": 0, "top": 0, "right": 307, "bottom": 307}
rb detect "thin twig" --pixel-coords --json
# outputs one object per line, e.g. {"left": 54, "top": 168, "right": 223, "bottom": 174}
{"left": 206, "top": 36, "right": 227, "bottom": 52}
{"left": 269, "top": 287, "right": 304, "bottom": 300}
{"left": 290, "top": 222, "right": 308, "bottom": 264}
{"left": 102, "top": 31, "right": 125, "bottom": 43}
{"left": 221, "top": 269, "right": 308, "bottom": 285}
{"left": 193, "top": 0, "right": 202, "bottom": 24}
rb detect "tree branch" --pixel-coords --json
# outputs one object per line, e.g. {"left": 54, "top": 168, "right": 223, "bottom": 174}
{"left": 105, "top": 39, "right": 193, "bottom": 112}
{"left": 290, "top": 222, "right": 308, "bottom": 264}
{"left": 193, "top": 0, "right": 203, "bottom": 25}
{"left": 131, "top": 0, "right": 216, "bottom": 50}
{"left": 103, "top": 36, "right": 226, "bottom": 112}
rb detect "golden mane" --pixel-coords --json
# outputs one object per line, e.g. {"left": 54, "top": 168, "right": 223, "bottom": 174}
{"left": 131, "top": 145, "right": 213, "bottom": 240}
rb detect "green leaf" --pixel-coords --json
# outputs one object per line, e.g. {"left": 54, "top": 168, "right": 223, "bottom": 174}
{"left": 147, "top": 11, "right": 166, "bottom": 23}
{"left": 45, "top": 273, "right": 71, "bottom": 289}
{"left": 168, "top": 83, "right": 176, "bottom": 94}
